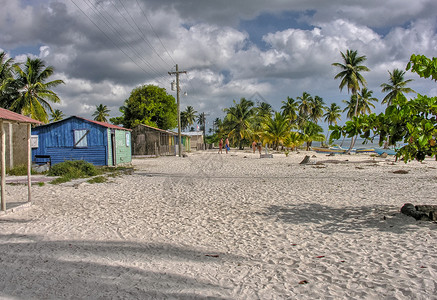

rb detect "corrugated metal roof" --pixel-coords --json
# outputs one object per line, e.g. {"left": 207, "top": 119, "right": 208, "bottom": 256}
{"left": 0, "top": 108, "right": 42, "bottom": 124}
{"left": 75, "top": 116, "right": 132, "bottom": 131}
{"left": 35, "top": 116, "right": 131, "bottom": 131}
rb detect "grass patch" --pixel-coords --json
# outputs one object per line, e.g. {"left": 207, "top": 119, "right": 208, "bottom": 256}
{"left": 7, "top": 164, "right": 37, "bottom": 176}
{"left": 48, "top": 160, "right": 101, "bottom": 184}
{"left": 87, "top": 176, "right": 107, "bottom": 184}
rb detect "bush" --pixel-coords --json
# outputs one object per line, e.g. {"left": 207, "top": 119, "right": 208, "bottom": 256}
{"left": 7, "top": 164, "right": 36, "bottom": 176}
{"left": 48, "top": 160, "right": 99, "bottom": 177}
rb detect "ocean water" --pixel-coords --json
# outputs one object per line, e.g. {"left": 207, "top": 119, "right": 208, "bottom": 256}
{"left": 312, "top": 137, "right": 395, "bottom": 149}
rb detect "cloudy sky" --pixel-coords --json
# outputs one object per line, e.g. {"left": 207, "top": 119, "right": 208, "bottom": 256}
{"left": 1, "top": 0, "right": 437, "bottom": 131}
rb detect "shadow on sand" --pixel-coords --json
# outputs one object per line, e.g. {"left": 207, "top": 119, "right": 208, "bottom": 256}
{"left": 0, "top": 234, "right": 237, "bottom": 299}
{"left": 258, "top": 203, "right": 436, "bottom": 235}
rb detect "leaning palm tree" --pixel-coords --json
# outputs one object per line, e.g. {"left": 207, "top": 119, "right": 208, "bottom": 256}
{"left": 323, "top": 103, "right": 342, "bottom": 143}
{"left": 281, "top": 96, "right": 298, "bottom": 124}
{"left": 380, "top": 68, "right": 415, "bottom": 106}
{"left": 12, "top": 57, "right": 64, "bottom": 123}
{"left": 50, "top": 109, "right": 65, "bottom": 122}
{"left": 301, "top": 121, "right": 325, "bottom": 151}
{"left": 93, "top": 104, "right": 110, "bottom": 122}
{"left": 262, "top": 112, "right": 292, "bottom": 150}
{"left": 223, "top": 98, "right": 255, "bottom": 149}
{"left": 332, "top": 49, "right": 369, "bottom": 152}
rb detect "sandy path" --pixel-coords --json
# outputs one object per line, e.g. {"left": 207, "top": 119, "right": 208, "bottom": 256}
{"left": 1, "top": 150, "right": 436, "bottom": 299}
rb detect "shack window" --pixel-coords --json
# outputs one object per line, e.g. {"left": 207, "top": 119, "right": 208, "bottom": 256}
{"left": 126, "top": 132, "right": 130, "bottom": 147}
{"left": 74, "top": 129, "right": 89, "bottom": 148}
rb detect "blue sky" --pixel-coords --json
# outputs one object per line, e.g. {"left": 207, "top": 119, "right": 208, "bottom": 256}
{"left": 1, "top": 0, "right": 437, "bottom": 133}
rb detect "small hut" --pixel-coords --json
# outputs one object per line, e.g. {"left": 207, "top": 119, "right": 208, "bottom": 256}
{"left": 31, "top": 116, "right": 131, "bottom": 166}
{"left": 0, "top": 108, "right": 42, "bottom": 212}
{"left": 131, "top": 124, "right": 191, "bottom": 156}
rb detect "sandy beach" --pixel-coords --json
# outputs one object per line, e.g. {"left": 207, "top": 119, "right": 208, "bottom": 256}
{"left": 1, "top": 150, "right": 437, "bottom": 299}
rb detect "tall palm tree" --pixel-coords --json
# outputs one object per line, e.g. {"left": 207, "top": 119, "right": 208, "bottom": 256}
{"left": 223, "top": 98, "right": 255, "bottom": 149}
{"left": 297, "top": 92, "right": 313, "bottom": 118}
{"left": 50, "top": 109, "right": 65, "bottom": 122}
{"left": 332, "top": 49, "right": 369, "bottom": 152}
{"left": 380, "top": 68, "right": 415, "bottom": 106}
{"left": 183, "top": 106, "right": 197, "bottom": 128}
{"left": 281, "top": 96, "right": 298, "bottom": 124}
{"left": 12, "top": 57, "right": 64, "bottom": 123}
{"left": 256, "top": 102, "right": 273, "bottom": 119}
{"left": 180, "top": 111, "right": 189, "bottom": 130}
{"left": 262, "top": 112, "right": 292, "bottom": 150}
{"left": 93, "top": 104, "right": 110, "bottom": 122}
{"left": 0, "top": 52, "right": 18, "bottom": 109}
{"left": 323, "top": 103, "right": 342, "bottom": 143}
{"left": 309, "top": 95, "right": 326, "bottom": 123}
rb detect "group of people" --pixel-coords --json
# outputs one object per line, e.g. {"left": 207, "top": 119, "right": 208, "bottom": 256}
{"left": 218, "top": 138, "right": 230, "bottom": 154}
{"left": 218, "top": 138, "right": 262, "bottom": 154}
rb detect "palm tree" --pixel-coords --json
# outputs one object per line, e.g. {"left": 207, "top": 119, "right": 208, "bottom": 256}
{"left": 50, "top": 109, "right": 65, "bottom": 122}
{"left": 323, "top": 103, "right": 342, "bottom": 143}
{"left": 284, "top": 131, "right": 304, "bottom": 151}
{"left": 223, "top": 98, "right": 255, "bottom": 149}
{"left": 342, "top": 88, "right": 378, "bottom": 119}
{"left": 12, "top": 57, "right": 64, "bottom": 123}
{"left": 93, "top": 104, "right": 110, "bottom": 122}
{"left": 297, "top": 92, "right": 313, "bottom": 118}
{"left": 332, "top": 49, "right": 369, "bottom": 152}
{"left": 0, "top": 52, "right": 18, "bottom": 109}
{"left": 281, "top": 96, "right": 298, "bottom": 124}
{"left": 256, "top": 102, "right": 273, "bottom": 119}
{"left": 262, "top": 112, "right": 292, "bottom": 150}
{"left": 301, "top": 121, "right": 325, "bottom": 151}
{"left": 309, "top": 96, "right": 325, "bottom": 123}
{"left": 380, "top": 68, "right": 415, "bottom": 106}
{"left": 183, "top": 106, "right": 197, "bottom": 128}
{"left": 180, "top": 111, "right": 189, "bottom": 130}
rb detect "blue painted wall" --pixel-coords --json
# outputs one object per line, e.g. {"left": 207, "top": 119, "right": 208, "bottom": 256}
{"left": 32, "top": 117, "right": 112, "bottom": 166}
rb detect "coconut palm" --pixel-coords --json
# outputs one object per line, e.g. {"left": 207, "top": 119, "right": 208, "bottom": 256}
{"left": 50, "top": 109, "right": 65, "bottom": 122}
{"left": 93, "top": 104, "right": 110, "bottom": 122}
{"left": 301, "top": 121, "right": 325, "bottom": 151}
{"left": 309, "top": 96, "right": 326, "bottom": 123}
{"left": 281, "top": 96, "right": 298, "bottom": 124}
{"left": 262, "top": 112, "right": 292, "bottom": 150}
{"left": 256, "top": 101, "right": 273, "bottom": 119}
{"left": 323, "top": 103, "right": 342, "bottom": 143}
{"left": 223, "top": 98, "right": 255, "bottom": 149}
{"left": 183, "top": 106, "right": 197, "bottom": 128}
{"left": 284, "top": 131, "right": 304, "bottom": 151}
{"left": 0, "top": 52, "right": 18, "bottom": 109}
{"left": 380, "top": 68, "right": 415, "bottom": 106}
{"left": 296, "top": 92, "right": 313, "bottom": 118}
{"left": 180, "top": 111, "right": 189, "bottom": 130}
{"left": 332, "top": 49, "right": 369, "bottom": 152}
{"left": 343, "top": 88, "right": 378, "bottom": 119}
{"left": 12, "top": 57, "right": 64, "bottom": 123}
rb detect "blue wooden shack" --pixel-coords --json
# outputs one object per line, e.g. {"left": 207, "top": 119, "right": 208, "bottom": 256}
{"left": 31, "top": 116, "right": 132, "bottom": 166}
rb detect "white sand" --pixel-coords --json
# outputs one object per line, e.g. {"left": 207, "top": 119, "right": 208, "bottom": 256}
{"left": 1, "top": 150, "right": 437, "bottom": 299}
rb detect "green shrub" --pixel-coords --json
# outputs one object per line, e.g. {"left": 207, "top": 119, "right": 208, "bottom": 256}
{"left": 7, "top": 164, "right": 36, "bottom": 176}
{"left": 87, "top": 176, "right": 107, "bottom": 184}
{"left": 48, "top": 160, "right": 100, "bottom": 177}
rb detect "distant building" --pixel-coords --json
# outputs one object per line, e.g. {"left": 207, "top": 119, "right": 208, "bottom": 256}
{"left": 182, "top": 131, "right": 204, "bottom": 150}
{"left": 131, "top": 124, "right": 190, "bottom": 156}
{"left": 31, "top": 116, "right": 132, "bottom": 166}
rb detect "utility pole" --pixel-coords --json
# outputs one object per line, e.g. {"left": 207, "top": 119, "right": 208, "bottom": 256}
{"left": 168, "top": 64, "right": 187, "bottom": 157}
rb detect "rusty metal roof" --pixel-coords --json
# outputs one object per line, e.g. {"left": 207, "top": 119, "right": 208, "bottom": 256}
{"left": 0, "top": 108, "right": 42, "bottom": 124}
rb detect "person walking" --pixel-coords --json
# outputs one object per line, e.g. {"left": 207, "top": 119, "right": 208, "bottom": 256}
{"left": 225, "top": 138, "right": 230, "bottom": 154}
{"left": 252, "top": 141, "right": 257, "bottom": 154}
{"left": 218, "top": 138, "right": 223, "bottom": 154}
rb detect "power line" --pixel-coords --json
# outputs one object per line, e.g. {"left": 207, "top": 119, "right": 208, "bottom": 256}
{"left": 135, "top": 0, "right": 177, "bottom": 66}
{"left": 73, "top": 0, "right": 171, "bottom": 86}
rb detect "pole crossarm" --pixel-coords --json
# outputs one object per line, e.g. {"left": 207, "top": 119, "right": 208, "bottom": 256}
{"left": 168, "top": 64, "right": 187, "bottom": 157}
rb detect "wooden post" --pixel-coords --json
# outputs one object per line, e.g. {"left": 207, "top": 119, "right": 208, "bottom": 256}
{"left": 27, "top": 124, "right": 31, "bottom": 202}
{"left": 8, "top": 123, "right": 13, "bottom": 169}
{"left": 1, "top": 120, "right": 5, "bottom": 211}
